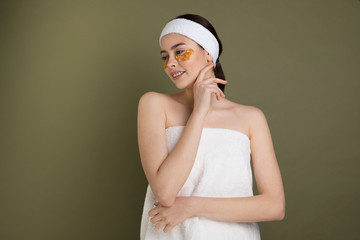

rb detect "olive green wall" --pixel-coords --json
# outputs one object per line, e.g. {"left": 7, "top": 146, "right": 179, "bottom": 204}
{"left": 0, "top": 0, "right": 359, "bottom": 239}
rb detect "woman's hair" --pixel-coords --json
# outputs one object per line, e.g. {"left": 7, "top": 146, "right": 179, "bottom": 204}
{"left": 174, "top": 13, "right": 226, "bottom": 93}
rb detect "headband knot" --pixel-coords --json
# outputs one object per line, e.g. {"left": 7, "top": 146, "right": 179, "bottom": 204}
{"left": 159, "top": 18, "right": 219, "bottom": 66}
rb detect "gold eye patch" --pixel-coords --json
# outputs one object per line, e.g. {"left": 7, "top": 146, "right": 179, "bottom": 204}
{"left": 175, "top": 48, "right": 194, "bottom": 61}
{"left": 163, "top": 48, "right": 195, "bottom": 69}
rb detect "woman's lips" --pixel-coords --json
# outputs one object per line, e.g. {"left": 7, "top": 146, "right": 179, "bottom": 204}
{"left": 172, "top": 71, "right": 185, "bottom": 80}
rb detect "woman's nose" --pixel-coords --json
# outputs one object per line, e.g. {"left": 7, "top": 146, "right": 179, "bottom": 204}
{"left": 166, "top": 55, "right": 177, "bottom": 68}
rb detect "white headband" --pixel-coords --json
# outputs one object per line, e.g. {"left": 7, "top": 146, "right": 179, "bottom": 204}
{"left": 159, "top": 18, "right": 219, "bottom": 66}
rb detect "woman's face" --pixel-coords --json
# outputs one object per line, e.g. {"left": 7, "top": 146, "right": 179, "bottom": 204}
{"left": 160, "top": 33, "right": 213, "bottom": 89}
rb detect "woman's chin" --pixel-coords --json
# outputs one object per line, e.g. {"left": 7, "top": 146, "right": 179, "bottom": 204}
{"left": 173, "top": 81, "right": 193, "bottom": 90}
{"left": 174, "top": 84, "right": 186, "bottom": 89}
{"left": 172, "top": 78, "right": 195, "bottom": 89}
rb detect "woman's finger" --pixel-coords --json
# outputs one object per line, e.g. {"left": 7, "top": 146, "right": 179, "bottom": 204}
{"left": 200, "top": 78, "right": 226, "bottom": 100}
{"left": 148, "top": 207, "right": 160, "bottom": 217}
{"left": 199, "top": 85, "right": 222, "bottom": 101}
{"left": 216, "top": 87, "right": 225, "bottom": 98}
{"left": 211, "top": 87, "right": 225, "bottom": 101}
{"left": 155, "top": 220, "right": 167, "bottom": 230}
{"left": 163, "top": 224, "right": 174, "bottom": 233}
{"left": 219, "top": 89, "right": 225, "bottom": 98}
{"left": 198, "top": 83, "right": 224, "bottom": 95}
{"left": 150, "top": 213, "right": 163, "bottom": 224}
{"left": 202, "top": 77, "right": 227, "bottom": 85}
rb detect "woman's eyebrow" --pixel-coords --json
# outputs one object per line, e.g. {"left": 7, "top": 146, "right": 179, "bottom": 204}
{"left": 160, "top": 42, "right": 186, "bottom": 54}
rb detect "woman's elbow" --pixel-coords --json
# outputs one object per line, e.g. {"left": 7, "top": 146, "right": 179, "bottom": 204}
{"left": 275, "top": 201, "right": 285, "bottom": 221}
{"left": 156, "top": 192, "right": 176, "bottom": 207}
{"left": 267, "top": 195, "right": 285, "bottom": 221}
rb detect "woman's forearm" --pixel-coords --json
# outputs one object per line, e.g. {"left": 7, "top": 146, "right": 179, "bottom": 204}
{"left": 190, "top": 194, "right": 285, "bottom": 222}
{"left": 155, "top": 110, "right": 207, "bottom": 207}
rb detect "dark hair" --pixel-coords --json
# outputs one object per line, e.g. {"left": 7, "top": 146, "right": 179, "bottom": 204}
{"left": 174, "top": 14, "right": 226, "bottom": 93}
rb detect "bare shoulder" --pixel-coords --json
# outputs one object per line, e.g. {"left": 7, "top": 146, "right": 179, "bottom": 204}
{"left": 138, "top": 91, "right": 168, "bottom": 104}
{"left": 139, "top": 91, "right": 178, "bottom": 106}
{"left": 138, "top": 91, "right": 167, "bottom": 130}
{"left": 227, "top": 101, "right": 267, "bottom": 139}
{"left": 227, "top": 100, "right": 264, "bottom": 119}
{"left": 138, "top": 91, "right": 180, "bottom": 124}
{"left": 241, "top": 104, "right": 265, "bottom": 119}
{"left": 235, "top": 104, "right": 269, "bottom": 140}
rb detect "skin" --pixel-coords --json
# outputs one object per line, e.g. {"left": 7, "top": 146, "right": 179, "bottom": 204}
{"left": 137, "top": 33, "right": 285, "bottom": 233}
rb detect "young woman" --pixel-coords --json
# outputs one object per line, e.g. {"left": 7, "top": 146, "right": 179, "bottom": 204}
{"left": 137, "top": 13, "right": 285, "bottom": 240}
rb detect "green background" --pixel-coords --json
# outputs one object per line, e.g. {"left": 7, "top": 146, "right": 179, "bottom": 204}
{"left": 1, "top": 0, "right": 359, "bottom": 239}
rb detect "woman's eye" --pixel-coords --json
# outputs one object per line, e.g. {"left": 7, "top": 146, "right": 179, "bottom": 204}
{"left": 161, "top": 50, "right": 185, "bottom": 61}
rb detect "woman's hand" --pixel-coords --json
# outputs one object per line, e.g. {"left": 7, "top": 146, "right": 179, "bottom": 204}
{"left": 148, "top": 196, "right": 196, "bottom": 233}
{"left": 193, "top": 62, "right": 227, "bottom": 114}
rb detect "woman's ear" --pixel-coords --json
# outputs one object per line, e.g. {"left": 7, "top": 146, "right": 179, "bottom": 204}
{"left": 206, "top": 52, "right": 213, "bottom": 63}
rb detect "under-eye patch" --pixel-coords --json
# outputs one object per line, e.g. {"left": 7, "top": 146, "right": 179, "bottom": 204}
{"left": 163, "top": 48, "right": 195, "bottom": 69}
{"left": 175, "top": 48, "right": 194, "bottom": 61}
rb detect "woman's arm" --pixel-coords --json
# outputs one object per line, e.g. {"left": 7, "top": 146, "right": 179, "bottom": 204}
{"left": 191, "top": 106, "right": 285, "bottom": 222}
{"left": 138, "top": 63, "right": 225, "bottom": 208}
{"left": 138, "top": 92, "right": 207, "bottom": 207}
{"left": 190, "top": 194, "right": 284, "bottom": 222}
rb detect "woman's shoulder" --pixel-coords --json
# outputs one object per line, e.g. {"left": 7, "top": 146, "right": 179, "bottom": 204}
{"left": 139, "top": 91, "right": 176, "bottom": 101}
{"left": 138, "top": 91, "right": 172, "bottom": 106}
{"left": 138, "top": 91, "right": 182, "bottom": 110}
{"left": 225, "top": 101, "right": 268, "bottom": 139}
{"left": 225, "top": 99, "right": 264, "bottom": 116}
{"left": 138, "top": 91, "right": 180, "bottom": 117}
{"left": 226, "top": 100, "right": 267, "bottom": 126}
